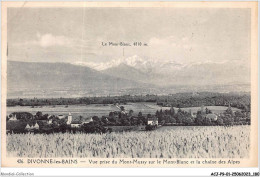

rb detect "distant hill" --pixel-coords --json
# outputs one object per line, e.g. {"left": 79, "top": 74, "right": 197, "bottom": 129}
{"left": 102, "top": 63, "right": 154, "bottom": 83}
{"left": 7, "top": 61, "right": 146, "bottom": 94}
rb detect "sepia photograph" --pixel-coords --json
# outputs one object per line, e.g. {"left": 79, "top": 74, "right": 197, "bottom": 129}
{"left": 1, "top": 2, "right": 258, "bottom": 169}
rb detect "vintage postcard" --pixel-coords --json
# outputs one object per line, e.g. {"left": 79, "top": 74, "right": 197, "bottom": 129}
{"left": 1, "top": 1, "right": 258, "bottom": 168}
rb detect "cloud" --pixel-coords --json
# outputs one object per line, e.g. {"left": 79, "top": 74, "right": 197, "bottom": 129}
{"left": 8, "top": 33, "right": 101, "bottom": 63}
{"left": 36, "top": 33, "right": 71, "bottom": 47}
{"left": 12, "top": 33, "right": 73, "bottom": 48}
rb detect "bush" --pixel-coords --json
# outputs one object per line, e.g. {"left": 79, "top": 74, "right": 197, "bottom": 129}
{"left": 145, "top": 124, "right": 156, "bottom": 131}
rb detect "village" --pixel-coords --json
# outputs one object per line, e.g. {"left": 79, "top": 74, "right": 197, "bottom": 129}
{"left": 7, "top": 112, "right": 94, "bottom": 133}
{"left": 6, "top": 104, "right": 250, "bottom": 134}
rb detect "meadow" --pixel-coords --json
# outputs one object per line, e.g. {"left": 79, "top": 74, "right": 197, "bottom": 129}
{"left": 7, "top": 103, "right": 240, "bottom": 118}
{"left": 6, "top": 125, "right": 250, "bottom": 158}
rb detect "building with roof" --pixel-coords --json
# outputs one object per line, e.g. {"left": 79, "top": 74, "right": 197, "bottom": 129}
{"left": 81, "top": 117, "right": 93, "bottom": 125}
{"left": 25, "top": 122, "right": 39, "bottom": 130}
{"left": 67, "top": 112, "right": 72, "bottom": 124}
{"left": 47, "top": 118, "right": 52, "bottom": 124}
{"left": 25, "top": 124, "right": 31, "bottom": 130}
{"left": 147, "top": 117, "right": 158, "bottom": 126}
{"left": 57, "top": 115, "right": 65, "bottom": 119}
{"left": 192, "top": 112, "right": 197, "bottom": 118}
{"left": 34, "top": 122, "right": 39, "bottom": 129}
{"left": 9, "top": 115, "right": 17, "bottom": 121}
{"left": 71, "top": 121, "right": 81, "bottom": 128}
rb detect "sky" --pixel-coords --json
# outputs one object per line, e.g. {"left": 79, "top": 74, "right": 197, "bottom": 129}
{"left": 7, "top": 8, "right": 251, "bottom": 65}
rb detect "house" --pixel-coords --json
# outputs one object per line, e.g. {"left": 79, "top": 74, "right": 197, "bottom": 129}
{"left": 57, "top": 115, "right": 65, "bottom": 119}
{"left": 67, "top": 112, "right": 72, "bottom": 125}
{"left": 47, "top": 118, "right": 53, "bottom": 124}
{"left": 147, "top": 117, "right": 158, "bottom": 126}
{"left": 71, "top": 121, "right": 81, "bottom": 128}
{"left": 34, "top": 122, "right": 39, "bottom": 129}
{"left": 81, "top": 118, "right": 93, "bottom": 125}
{"left": 25, "top": 124, "right": 31, "bottom": 130}
{"left": 206, "top": 114, "right": 218, "bottom": 121}
{"left": 200, "top": 105, "right": 206, "bottom": 115}
{"left": 9, "top": 115, "right": 17, "bottom": 121}
{"left": 25, "top": 122, "right": 39, "bottom": 130}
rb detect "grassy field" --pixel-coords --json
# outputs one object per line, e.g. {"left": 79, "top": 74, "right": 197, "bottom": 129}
{"left": 6, "top": 125, "right": 250, "bottom": 158}
{"left": 7, "top": 103, "right": 240, "bottom": 118}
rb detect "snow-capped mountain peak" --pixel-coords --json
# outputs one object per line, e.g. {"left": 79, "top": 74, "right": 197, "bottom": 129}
{"left": 73, "top": 55, "right": 153, "bottom": 71}
{"left": 73, "top": 55, "right": 185, "bottom": 72}
{"left": 73, "top": 55, "right": 247, "bottom": 75}
{"left": 72, "top": 55, "right": 249, "bottom": 87}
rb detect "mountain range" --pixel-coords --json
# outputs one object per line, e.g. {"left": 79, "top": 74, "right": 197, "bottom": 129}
{"left": 7, "top": 56, "right": 250, "bottom": 97}
{"left": 74, "top": 55, "right": 250, "bottom": 86}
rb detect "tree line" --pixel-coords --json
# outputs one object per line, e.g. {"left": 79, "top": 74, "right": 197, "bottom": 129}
{"left": 7, "top": 92, "right": 250, "bottom": 111}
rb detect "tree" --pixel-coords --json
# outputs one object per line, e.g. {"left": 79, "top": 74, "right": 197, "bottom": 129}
{"left": 120, "top": 106, "right": 125, "bottom": 112}
{"left": 101, "top": 116, "right": 108, "bottom": 125}
{"left": 109, "top": 111, "right": 114, "bottom": 117}
{"left": 51, "top": 123, "right": 60, "bottom": 133}
{"left": 189, "top": 109, "right": 192, "bottom": 116}
{"left": 137, "top": 119, "right": 144, "bottom": 126}
{"left": 36, "top": 111, "right": 43, "bottom": 118}
{"left": 195, "top": 114, "right": 204, "bottom": 126}
{"left": 163, "top": 115, "right": 170, "bottom": 123}
{"left": 161, "top": 120, "right": 166, "bottom": 125}
{"left": 107, "top": 117, "right": 116, "bottom": 125}
{"left": 170, "top": 106, "right": 175, "bottom": 116}
{"left": 36, "top": 114, "right": 48, "bottom": 120}
{"left": 183, "top": 116, "right": 193, "bottom": 125}
{"left": 130, "top": 117, "right": 136, "bottom": 125}
{"left": 176, "top": 112, "right": 184, "bottom": 123}
{"left": 155, "top": 110, "right": 159, "bottom": 117}
{"left": 12, "top": 112, "right": 33, "bottom": 121}
{"left": 235, "top": 111, "right": 243, "bottom": 117}
{"left": 225, "top": 106, "right": 234, "bottom": 116}
{"left": 160, "top": 109, "right": 163, "bottom": 115}
{"left": 79, "top": 115, "right": 83, "bottom": 122}
{"left": 82, "top": 122, "right": 107, "bottom": 134}
{"left": 217, "top": 117, "right": 224, "bottom": 125}
{"left": 223, "top": 115, "right": 234, "bottom": 125}
{"left": 59, "top": 118, "right": 67, "bottom": 124}
{"left": 204, "top": 118, "right": 212, "bottom": 126}
{"left": 121, "top": 118, "right": 130, "bottom": 126}
{"left": 205, "top": 107, "right": 209, "bottom": 114}
{"left": 128, "top": 110, "right": 134, "bottom": 117}
{"left": 145, "top": 124, "right": 155, "bottom": 131}
{"left": 92, "top": 116, "right": 100, "bottom": 123}
{"left": 169, "top": 117, "right": 176, "bottom": 124}
{"left": 59, "top": 121, "right": 68, "bottom": 133}
{"left": 147, "top": 114, "right": 152, "bottom": 118}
